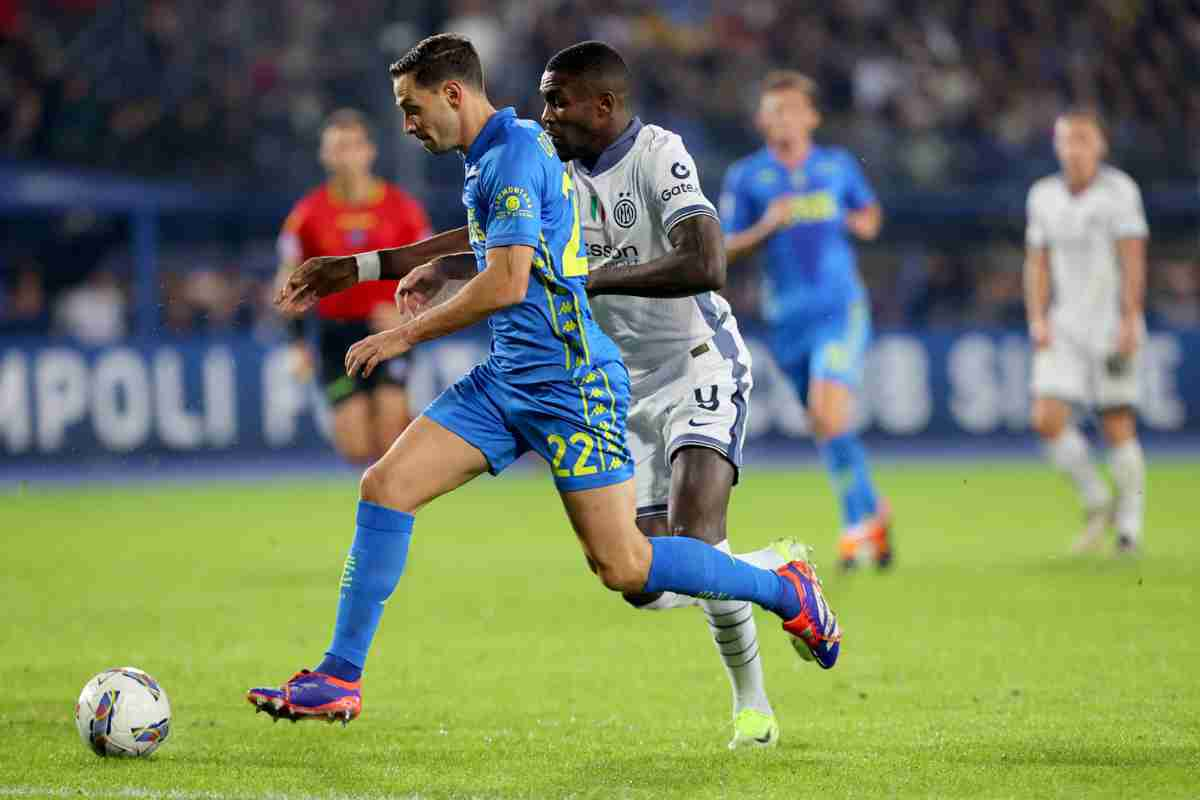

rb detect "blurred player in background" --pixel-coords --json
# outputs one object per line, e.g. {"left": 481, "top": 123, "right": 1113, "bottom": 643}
{"left": 720, "top": 72, "right": 891, "bottom": 570}
{"left": 1024, "top": 110, "right": 1149, "bottom": 554}
{"left": 277, "top": 109, "right": 432, "bottom": 464}
{"left": 252, "top": 34, "right": 840, "bottom": 727}
{"left": 540, "top": 41, "right": 810, "bottom": 749}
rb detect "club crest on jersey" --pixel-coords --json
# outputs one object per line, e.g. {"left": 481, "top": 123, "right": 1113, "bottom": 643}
{"left": 613, "top": 192, "right": 637, "bottom": 229}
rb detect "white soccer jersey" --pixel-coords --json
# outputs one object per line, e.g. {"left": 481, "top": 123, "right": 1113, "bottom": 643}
{"left": 1026, "top": 165, "right": 1149, "bottom": 347}
{"left": 569, "top": 120, "right": 739, "bottom": 385}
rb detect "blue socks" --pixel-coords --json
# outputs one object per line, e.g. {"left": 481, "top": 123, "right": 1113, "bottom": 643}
{"left": 643, "top": 537, "right": 802, "bottom": 621}
{"left": 819, "top": 432, "right": 879, "bottom": 528}
{"left": 317, "top": 501, "right": 414, "bottom": 682}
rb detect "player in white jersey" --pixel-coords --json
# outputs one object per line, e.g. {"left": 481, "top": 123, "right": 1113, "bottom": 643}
{"left": 539, "top": 42, "right": 808, "bottom": 749}
{"left": 1024, "top": 109, "right": 1149, "bottom": 554}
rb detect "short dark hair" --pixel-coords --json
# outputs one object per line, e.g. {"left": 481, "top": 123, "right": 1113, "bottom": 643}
{"left": 545, "top": 40, "right": 631, "bottom": 97}
{"left": 322, "top": 108, "right": 372, "bottom": 140}
{"left": 389, "top": 33, "right": 484, "bottom": 90}
{"left": 761, "top": 70, "right": 818, "bottom": 101}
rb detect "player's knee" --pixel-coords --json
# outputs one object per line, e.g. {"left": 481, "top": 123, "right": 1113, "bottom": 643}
{"left": 808, "top": 406, "right": 844, "bottom": 440}
{"left": 592, "top": 551, "right": 650, "bottom": 594}
{"left": 358, "top": 462, "right": 390, "bottom": 505}
{"left": 1031, "top": 403, "right": 1065, "bottom": 440}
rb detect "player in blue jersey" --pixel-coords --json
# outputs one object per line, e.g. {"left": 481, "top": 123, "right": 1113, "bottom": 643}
{"left": 251, "top": 35, "right": 841, "bottom": 725}
{"left": 721, "top": 71, "right": 892, "bottom": 570}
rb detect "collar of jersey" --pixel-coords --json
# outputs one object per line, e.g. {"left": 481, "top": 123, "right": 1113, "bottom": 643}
{"left": 577, "top": 116, "right": 644, "bottom": 177}
{"left": 465, "top": 107, "right": 517, "bottom": 164}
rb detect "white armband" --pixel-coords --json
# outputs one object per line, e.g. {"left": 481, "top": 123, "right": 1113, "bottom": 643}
{"left": 355, "top": 251, "right": 381, "bottom": 282}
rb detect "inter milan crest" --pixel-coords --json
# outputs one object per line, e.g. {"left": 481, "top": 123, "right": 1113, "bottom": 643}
{"left": 613, "top": 192, "right": 637, "bottom": 228}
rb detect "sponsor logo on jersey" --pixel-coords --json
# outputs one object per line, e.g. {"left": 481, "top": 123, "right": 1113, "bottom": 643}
{"left": 613, "top": 193, "right": 638, "bottom": 228}
{"left": 586, "top": 242, "right": 639, "bottom": 261}
{"left": 786, "top": 191, "right": 837, "bottom": 222}
{"left": 660, "top": 182, "right": 700, "bottom": 203}
{"left": 671, "top": 161, "right": 691, "bottom": 179}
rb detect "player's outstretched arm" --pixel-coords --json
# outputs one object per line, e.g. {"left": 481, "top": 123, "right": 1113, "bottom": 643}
{"left": 344, "top": 245, "right": 533, "bottom": 378}
{"left": 587, "top": 216, "right": 725, "bottom": 298}
{"left": 275, "top": 226, "right": 472, "bottom": 314}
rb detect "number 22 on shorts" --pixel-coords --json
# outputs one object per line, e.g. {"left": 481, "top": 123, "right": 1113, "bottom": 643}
{"left": 547, "top": 433, "right": 602, "bottom": 477}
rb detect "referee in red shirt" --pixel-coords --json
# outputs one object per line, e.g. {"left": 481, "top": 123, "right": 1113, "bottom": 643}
{"left": 276, "top": 109, "right": 432, "bottom": 463}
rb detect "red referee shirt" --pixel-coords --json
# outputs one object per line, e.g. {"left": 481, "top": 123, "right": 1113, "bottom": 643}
{"left": 278, "top": 179, "right": 432, "bottom": 321}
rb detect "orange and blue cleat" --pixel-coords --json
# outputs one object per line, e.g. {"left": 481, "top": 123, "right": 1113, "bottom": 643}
{"left": 776, "top": 559, "right": 842, "bottom": 669}
{"left": 838, "top": 500, "right": 894, "bottom": 570}
{"left": 246, "top": 670, "right": 361, "bottom": 725}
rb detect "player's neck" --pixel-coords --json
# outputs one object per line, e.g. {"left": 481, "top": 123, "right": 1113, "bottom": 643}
{"left": 1065, "top": 167, "right": 1100, "bottom": 195}
{"left": 329, "top": 174, "right": 376, "bottom": 205}
{"left": 459, "top": 97, "right": 500, "bottom": 153}
{"left": 581, "top": 114, "right": 634, "bottom": 170}
{"left": 770, "top": 138, "right": 811, "bottom": 169}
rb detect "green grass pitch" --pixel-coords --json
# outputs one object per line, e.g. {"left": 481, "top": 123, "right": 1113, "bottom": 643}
{"left": 2, "top": 461, "right": 1197, "bottom": 799}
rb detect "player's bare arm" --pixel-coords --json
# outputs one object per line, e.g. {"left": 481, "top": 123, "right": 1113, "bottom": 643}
{"left": 345, "top": 245, "right": 533, "bottom": 378}
{"left": 1116, "top": 237, "right": 1147, "bottom": 357}
{"left": 845, "top": 203, "right": 883, "bottom": 240}
{"left": 587, "top": 216, "right": 726, "bottom": 298}
{"left": 1023, "top": 244, "right": 1052, "bottom": 349}
{"left": 276, "top": 226, "right": 472, "bottom": 314}
{"left": 725, "top": 197, "right": 795, "bottom": 264}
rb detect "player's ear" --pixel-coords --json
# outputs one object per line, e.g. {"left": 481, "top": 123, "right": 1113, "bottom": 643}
{"left": 597, "top": 91, "right": 616, "bottom": 117}
{"left": 443, "top": 80, "right": 463, "bottom": 109}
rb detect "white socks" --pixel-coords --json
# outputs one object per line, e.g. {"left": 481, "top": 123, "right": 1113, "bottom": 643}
{"left": 1046, "top": 427, "right": 1111, "bottom": 511}
{"left": 1109, "top": 439, "right": 1146, "bottom": 541}
{"left": 701, "top": 541, "right": 771, "bottom": 716}
{"left": 634, "top": 539, "right": 772, "bottom": 716}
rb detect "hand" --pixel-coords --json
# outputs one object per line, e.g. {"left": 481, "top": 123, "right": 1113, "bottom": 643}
{"left": 345, "top": 326, "right": 414, "bottom": 379}
{"left": 760, "top": 196, "right": 797, "bottom": 234}
{"left": 275, "top": 255, "right": 357, "bottom": 314}
{"left": 1116, "top": 317, "right": 1140, "bottom": 357}
{"left": 285, "top": 341, "right": 314, "bottom": 381}
{"left": 394, "top": 260, "right": 449, "bottom": 319}
{"left": 1029, "top": 318, "right": 1051, "bottom": 350}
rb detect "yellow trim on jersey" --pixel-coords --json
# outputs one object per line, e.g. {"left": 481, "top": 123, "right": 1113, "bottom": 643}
{"left": 597, "top": 366, "right": 624, "bottom": 468}
{"left": 571, "top": 294, "right": 592, "bottom": 367}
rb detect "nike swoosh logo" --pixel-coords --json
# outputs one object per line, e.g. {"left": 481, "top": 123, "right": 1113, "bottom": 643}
{"left": 688, "top": 419, "right": 708, "bottom": 427}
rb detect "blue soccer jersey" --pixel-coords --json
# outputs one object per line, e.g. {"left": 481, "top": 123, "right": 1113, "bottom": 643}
{"left": 424, "top": 108, "right": 633, "bottom": 492}
{"left": 720, "top": 145, "right": 876, "bottom": 334}
{"left": 461, "top": 107, "right": 620, "bottom": 383}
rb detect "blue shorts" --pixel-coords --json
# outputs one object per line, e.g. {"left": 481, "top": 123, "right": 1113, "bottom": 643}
{"left": 772, "top": 300, "right": 872, "bottom": 407}
{"left": 423, "top": 359, "right": 635, "bottom": 492}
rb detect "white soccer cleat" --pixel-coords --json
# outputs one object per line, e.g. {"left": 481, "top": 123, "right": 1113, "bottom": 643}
{"left": 1071, "top": 504, "right": 1113, "bottom": 554}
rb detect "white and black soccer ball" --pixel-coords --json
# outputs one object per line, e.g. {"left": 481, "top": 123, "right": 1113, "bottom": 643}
{"left": 75, "top": 667, "right": 171, "bottom": 757}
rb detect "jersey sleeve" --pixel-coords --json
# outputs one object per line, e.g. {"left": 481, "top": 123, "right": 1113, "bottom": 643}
{"left": 277, "top": 200, "right": 308, "bottom": 263}
{"left": 478, "top": 136, "right": 544, "bottom": 250}
{"left": 719, "top": 163, "right": 757, "bottom": 235}
{"left": 1025, "top": 185, "right": 1047, "bottom": 248}
{"left": 840, "top": 150, "right": 877, "bottom": 211}
{"left": 641, "top": 133, "right": 717, "bottom": 234}
{"left": 1111, "top": 175, "right": 1149, "bottom": 240}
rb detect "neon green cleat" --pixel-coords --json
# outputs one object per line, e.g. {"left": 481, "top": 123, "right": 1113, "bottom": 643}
{"left": 728, "top": 708, "right": 779, "bottom": 750}
{"left": 768, "top": 537, "right": 814, "bottom": 567}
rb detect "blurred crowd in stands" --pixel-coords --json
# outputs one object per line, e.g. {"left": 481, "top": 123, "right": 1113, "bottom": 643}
{"left": 2, "top": 0, "right": 1199, "bottom": 338}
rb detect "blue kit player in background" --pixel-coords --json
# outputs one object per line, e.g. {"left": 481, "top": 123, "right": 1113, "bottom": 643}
{"left": 253, "top": 35, "right": 841, "bottom": 726}
{"left": 722, "top": 70, "right": 893, "bottom": 570}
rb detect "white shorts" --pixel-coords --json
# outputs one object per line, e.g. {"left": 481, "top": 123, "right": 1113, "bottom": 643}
{"left": 1031, "top": 328, "right": 1140, "bottom": 410}
{"left": 627, "top": 329, "right": 753, "bottom": 518}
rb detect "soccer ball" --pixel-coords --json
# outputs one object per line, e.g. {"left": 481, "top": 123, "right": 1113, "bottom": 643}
{"left": 75, "top": 667, "right": 171, "bottom": 757}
